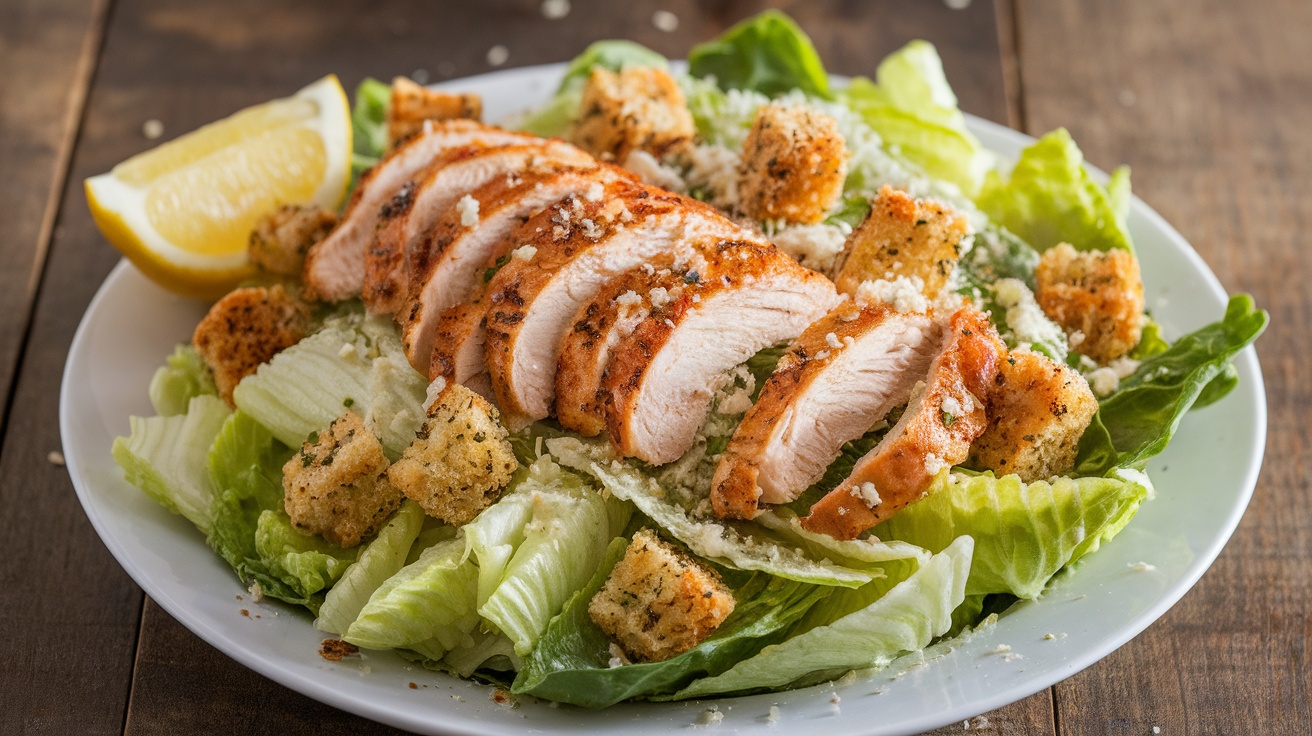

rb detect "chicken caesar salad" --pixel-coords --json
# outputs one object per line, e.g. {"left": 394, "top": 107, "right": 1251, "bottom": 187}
{"left": 96, "top": 11, "right": 1267, "bottom": 708}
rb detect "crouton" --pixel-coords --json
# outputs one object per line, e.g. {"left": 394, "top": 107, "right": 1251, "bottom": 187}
{"left": 387, "top": 76, "right": 483, "bottom": 149}
{"left": 588, "top": 530, "right": 735, "bottom": 663}
{"left": 834, "top": 186, "right": 967, "bottom": 298}
{"left": 192, "top": 285, "right": 309, "bottom": 406}
{"left": 282, "top": 411, "right": 402, "bottom": 548}
{"left": 737, "top": 103, "right": 847, "bottom": 224}
{"left": 386, "top": 383, "right": 517, "bottom": 525}
{"left": 1034, "top": 243, "right": 1145, "bottom": 363}
{"left": 969, "top": 351, "right": 1098, "bottom": 481}
{"left": 248, "top": 204, "right": 338, "bottom": 277}
{"left": 569, "top": 66, "right": 695, "bottom": 162}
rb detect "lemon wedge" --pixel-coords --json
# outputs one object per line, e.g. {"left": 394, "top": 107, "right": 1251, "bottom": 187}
{"left": 86, "top": 75, "right": 352, "bottom": 299}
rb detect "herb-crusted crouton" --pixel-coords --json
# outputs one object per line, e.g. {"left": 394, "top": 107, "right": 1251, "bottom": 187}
{"left": 834, "top": 186, "right": 968, "bottom": 298}
{"left": 569, "top": 66, "right": 695, "bottom": 162}
{"left": 386, "top": 383, "right": 517, "bottom": 525}
{"left": 387, "top": 76, "right": 483, "bottom": 149}
{"left": 282, "top": 411, "right": 402, "bottom": 548}
{"left": 969, "top": 351, "right": 1098, "bottom": 481}
{"left": 588, "top": 530, "right": 735, "bottom": 663}
{"left": 1034, "top": 243, "right": 1145, "bottom": 363}
{"left": 737, "top": 102, "right": 847, "bottom": 224}
{"left": 248, "top": 204, "right": 338, "bottom": 277}
{"left": 192, "top": 285, "right": 309, "bottom": 406}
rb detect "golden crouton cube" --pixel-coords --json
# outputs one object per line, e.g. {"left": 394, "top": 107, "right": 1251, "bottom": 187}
{"left": 1035, "top": 243, "right": 1145, "bottom": 363}
{"left": 282, "top": 411, "right": 402, "bottom": 548}
{"left": 969, "top": 351, "right": 1099, "bottom": 482}
{"left": 387, "top": 76, "right": 482, "bottom": 149}
{"left": 737, "top": 102, "right": 847, "bottom": 224}
{"left": 386, "top": 383, "right": 517, "bottom": 526}
{"left": 833, "top": 185, "right": 968, "bottom": 297}
{"left": 588, "top": 530, "right": 735, "bottom": 663}
{"left": 192, "top": 285, "right": 309, "bottom": 406}
{"left": 569, "top": 66, "right": 695, "bottom": 162}
{"left": 248, "top": 204, "right": 338, "bottom": 277}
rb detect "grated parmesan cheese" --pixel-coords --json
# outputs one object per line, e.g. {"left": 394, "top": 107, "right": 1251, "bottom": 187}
{"left": 825, "top": 332, "right": 841, "bottom": 349}
{"left": 457, "top": 194, "right": 480, "bottom": 227}
{"left": 853, "top": 481, "right": 882, "bottom": 508}
{"left": 648, "top": 286, "right": 671, "bottom": 308}
{"left": 768, "top": 222, "right": 848, "bottom": 271}
{"left": 511, "top": 244, "right": 537, "bottom": 261}
{"left": 854, "top": 276, "right": 930, "bottom": 314}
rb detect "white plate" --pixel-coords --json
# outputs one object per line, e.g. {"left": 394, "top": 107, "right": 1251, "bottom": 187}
{"left": 61, "top": 64, "right": 1266, "bottom": 735}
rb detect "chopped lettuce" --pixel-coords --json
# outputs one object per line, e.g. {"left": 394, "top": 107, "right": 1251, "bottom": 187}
{"left": 348, "top": 77, "right": 390, "bottom": 194}
{"left": 841, "top": 41, "right": 992, "bottom": 195}
{"left": 478, "top": 454, "right": 632, "bottom": 656}
{"left": 517, "top": 40, "right": 667, "bottom": 138}
{"left": 441, "top": 628, "right": 521, "bottom": 678}
{"left": 514, "top": 538, "right": 828, "bottom": 708}
{"left": 688, "top": 10, "right": 831, "bottom": 99}
{"left": 344, "top": 535, "right": 479, "bottom": 653}
{"left": 232, "top": 307, "right": 428, "bottom": 458}
{"left": 254, "top": 509, "right": 357, "bottom": 598}
{"left": 1077, "top": 294, "right": 1268, "bottom": 476}
{"left": 112, "top": 394, "right": 230, "bottom": 534}
{"left": 976, "top": 128, "right": 1134, "bottom": 252}
{"left": 875, "top": 470, "right": 1151, "bottom": 598}
{"left": 547, "top": 437, "right": 922, "bottom": 587}
{"left": 316, "top": 501, "right": 426, "bottom": 635}
{"left": 148, "top": 344, "right": 216, "bottom": 416}
{"left": 672, "top": 537, "right": 973, "bottom": 698}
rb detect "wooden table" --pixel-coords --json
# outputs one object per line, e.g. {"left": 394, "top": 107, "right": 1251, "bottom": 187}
{"left": 3, "top": 0, "right": 1305, "bottom": 733}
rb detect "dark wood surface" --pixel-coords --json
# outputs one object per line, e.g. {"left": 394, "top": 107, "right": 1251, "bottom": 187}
{"left": 1, "top": 0, "right": 1303, "bottom": 733}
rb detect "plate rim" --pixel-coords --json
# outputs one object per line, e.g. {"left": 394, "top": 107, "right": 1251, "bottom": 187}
{"left": 60, "top": 61, "right": 1268, "bottom": 736}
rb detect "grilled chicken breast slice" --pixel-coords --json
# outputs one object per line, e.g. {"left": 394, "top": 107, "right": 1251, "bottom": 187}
{"left": 303, "top": 120, "right": 535, "bottom": 302}
{"left": 554, "top": 253, "right": 699, "bottom": 437}
{"left": 363, "top": 140, "right": 596, "bottom": 315}
{"left": 711, "top": 303, "right": 941, "bottom": 519}
{"left": 800, "top": 305, "right": 1005, "bottom": 540}
{"left": 398, "top": 166, "right": 627, "bottom": 373}
{"left": 604, "top": 241, "right": 841, "bottom": 465}
{"left": 484, "top": 180, "right": 760, "bottom": 427}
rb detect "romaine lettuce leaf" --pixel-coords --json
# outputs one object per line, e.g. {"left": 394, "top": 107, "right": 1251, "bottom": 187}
{"left": 442, "top": 628, "right": 521, "bottom": 679}
{"left": 254, "top": 509, "right": 357, "bottom": 598}
{"left": 517, "top": 40, "right": 667, "bottom": 138}
{"left": 148, "top": 344, "right": 216, "bottom": 416}
{"left": 344, "top": 535, "right": 479, "bottom": 652}
{"left": 875, "top": 470, "right": 1151, "bottom": 598}
{"left": 316, "top": 500, "right": 426, "bottom": 635}
{"left": 112, "top": 394, "right": 230, "bottom": 534}
{"left": 348, "top": 77, "right": 390, "bottom": 194}
{"left": 513, "top": 538, "right": 828, "bottom": 708}
{"left": 547, "top": 437, "right": 921, "bottom": 586}
{"left": 841, "top": 41, "right": 992, "bottom": 194}
{"left": 976, "top": 128, "right": 1134, "bottom": 252}
{"left": 232, "top": 307, "right": 428, "bottom": 458}
{"left": 688, "top": 10, "right": 831, "bottom": 99}
{"left": 478, "top": 454, "right": 632, "bottom": 656}
{"left": 671, "top": 536, "right": 973, "bottom": 698}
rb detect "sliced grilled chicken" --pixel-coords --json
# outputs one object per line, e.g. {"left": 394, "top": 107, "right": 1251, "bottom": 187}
{"left": 302, "top": 120, "right": 535, "bottom": 302}
{"left": 363, "top": 140, "right": 596, "bottom": 315}
{"left": 427, "top": 297, "right": 487, "bottom": 385}
{"left": 710, "top": 303, "right": 941, "bottom": 520}
{"left": 398, "top": 165, "right": 628, "bottom": 373}
{"left": 554, "top": 254, "right": 697, "bottom": 436}
{"left": 800, "top": 305, "right": 1005, "bottom": 540}
{"left": 484, "top": 180, "right": 761, "bottom": 428}
{"left": 604, "top": 241, "right": 841, "bottom": 465}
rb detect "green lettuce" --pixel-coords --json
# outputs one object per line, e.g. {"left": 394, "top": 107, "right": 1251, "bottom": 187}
{"left": 1077, "top": 294, "right": 1267, "bottom": 476}
{"left": 517, "top": 40, "right": 667, "bottom": 138}
{"left": 112, "top": 394, "right": 230, "bottom": 534}
{"left": 514, "top": 538, "right": 828, "bottom": 708}
{"left": 254, "top": 509, "right": 357, "bottom": 598}
{"left": 688, "top": 10, "right": 831, "bottom": 99}
{"left": 548, "top": 437, "right": 921, "bottom": 587}
{"left": 672, "top": 536, "right": 972, "bottom": 698}
{"left": 232, "top": 308, "right": 428, "bottom": 458}
{"left": 316, "top": 501, "right": 426, "bottom": 635}
{"left": 441, "top": 628, "right": 521, "bottom": 678}
{"left": 148, "top": 344, "right": 216, "bottom": 416}
{"left": 348, "top": 77, "right": 391, "bottom": 194}
{"left": 344, "top": 535, "right": 479, "bottom": 653}
{"left": 976, "top": 128, "right": 1134, "bottom": 252}
{"left": 841, "top": 41, "right": 991, "bottom": 194}
{"left": 875, "top": 471, "right": 1151, "bottom": 598}
{"left": 478, "top": 454, "right": 632, "bottom": 656}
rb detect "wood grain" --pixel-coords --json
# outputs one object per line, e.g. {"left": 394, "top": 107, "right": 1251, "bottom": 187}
{"left": 1015, "top": 0, "right": 1311, "bottom": 733}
